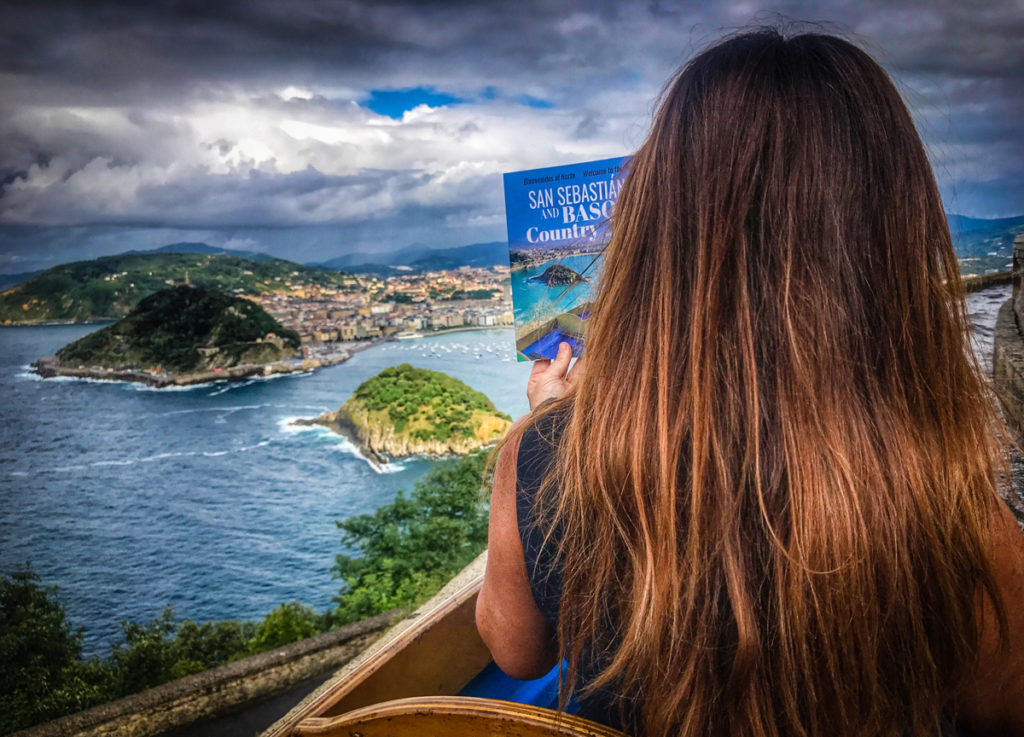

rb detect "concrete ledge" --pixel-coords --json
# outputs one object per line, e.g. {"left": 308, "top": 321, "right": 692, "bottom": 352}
{"left": 261, "top": 551, "right": 489, "bottom": 737}
{"left": 994, "top": 298, "right": 1024, "bottom": 433}
{"left": 13, "top": 611, "right": 399, "bottom": 737}
{"left": 964, "top": 270, "right": 1012, "bottom": 293}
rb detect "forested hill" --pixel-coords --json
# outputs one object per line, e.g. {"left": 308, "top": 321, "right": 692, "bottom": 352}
{"left": 52, "top": 285, "right": 300, "bottom": 373}
{"left": 950, "top": 214, "right": 1024, "bottom": 274}
{"left": 0, "top": 252, "right": 354, "bottom": 324}
{"left": 307, "top": 363, "right": 512, "bottom": 462}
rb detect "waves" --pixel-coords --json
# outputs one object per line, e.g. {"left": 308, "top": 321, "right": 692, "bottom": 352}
{"left": 282, "top": 416, "right": 407, "bottom": 473}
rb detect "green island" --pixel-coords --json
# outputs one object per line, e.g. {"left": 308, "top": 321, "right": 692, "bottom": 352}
{"left": 297, "top": 363, "right": 512, "bottom": 465}
{"left": 32, "top": 285, "right": 304, "bottom": 387}
{"left": 0, "top": 251, "right": 356, "bottom": 324}
{"left": 0, "top": 452, "right": 491, "bottom": 736}
{"left": 528, "top": 263, "right": 588, "bottom": 286}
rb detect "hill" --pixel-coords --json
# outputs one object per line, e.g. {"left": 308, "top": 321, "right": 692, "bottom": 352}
{"left": 138, "top": 241, "right": 275, "bottom": 262}
{"left": 948, "top": 214, "right": 1024, "bottom": 275}
{"left": 315, "top": 241, "right": 508, "bottom": 274}
{"left": 0, "top": 252, "right": 355, "bottom": 324}
{"left": 43, "top": 284, "right": 299, "bottom": 376}
{"left": 298, "top": 363, "right": 512, "bottom": 464}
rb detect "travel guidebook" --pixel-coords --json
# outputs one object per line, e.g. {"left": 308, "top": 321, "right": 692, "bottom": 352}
{"left": 503, "top": 155, "right": 630, "bottom": 361}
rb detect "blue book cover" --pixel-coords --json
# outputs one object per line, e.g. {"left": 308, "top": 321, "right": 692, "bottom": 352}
{"left": 503, "top": 155, "right": 629, "bottom": 361}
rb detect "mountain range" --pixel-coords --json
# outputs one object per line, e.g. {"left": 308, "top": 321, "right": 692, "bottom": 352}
{"left": 1, "top": 215, "right": 1021, "bottom": 293}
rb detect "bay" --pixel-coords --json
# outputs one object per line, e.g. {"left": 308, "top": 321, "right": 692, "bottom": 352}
{"left": 0, "top": 325, "right": 530, "bottom": 656}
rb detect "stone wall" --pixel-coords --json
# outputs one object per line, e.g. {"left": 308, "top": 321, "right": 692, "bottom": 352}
{"left": 993, "top": 235, "right": 1024, "bottom": 433}
{"left": 963, "top": 269, "right": 1012, "bottom": 293}
{"left": 12, "top": 611, "right": 397, "bottom": 737}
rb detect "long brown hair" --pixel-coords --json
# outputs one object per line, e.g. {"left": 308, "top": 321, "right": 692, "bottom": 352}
{"left": 506, "top": 28, "right": 1006, "bottom": 737}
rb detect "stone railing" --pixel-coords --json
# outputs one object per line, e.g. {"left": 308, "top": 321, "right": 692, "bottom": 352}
{"left": 13, "top": 610, "right": 397, "bottom": 737}
{"left": 993, "top": 235, "right": 1024, "bottom": 432}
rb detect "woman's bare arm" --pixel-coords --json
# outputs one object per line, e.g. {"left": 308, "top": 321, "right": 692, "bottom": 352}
{"left": 959, "top": 498, "right": 1024, "bottom": 736}
{"left": 475, "top": 418, "right": 559, "bottom": 680}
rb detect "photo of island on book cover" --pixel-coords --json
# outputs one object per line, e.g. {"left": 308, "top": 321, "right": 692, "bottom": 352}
{"left": 504, "top": 155, "right": 630, "bottom": 361}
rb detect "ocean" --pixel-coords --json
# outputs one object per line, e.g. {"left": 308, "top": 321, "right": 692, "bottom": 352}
{"left": 0, "top": 326, "right": 530, "bottom": 656}
{"left": 0, "top": 283, "right": 1010, "bottom": 657}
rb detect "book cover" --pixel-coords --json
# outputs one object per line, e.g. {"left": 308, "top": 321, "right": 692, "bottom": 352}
{"left": 503, "top": 155, "right": 629, "bottom": 361}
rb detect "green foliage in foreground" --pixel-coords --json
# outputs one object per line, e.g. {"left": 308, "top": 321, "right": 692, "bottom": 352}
{"left": 0, "top": 574, "right": 325, "bottom": 735}
{"left": 332, "top": 451, "right": 491, "bottom": 623}
{"left": 1, "top": 452, "right": 492, "bottom": 734}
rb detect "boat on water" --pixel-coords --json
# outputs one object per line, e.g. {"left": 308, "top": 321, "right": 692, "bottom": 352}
{"left": 393, "top": 331, "right": 424, "bottom": 340}
{"left": 264, "top": 554, "right": 624, "bottom": 737}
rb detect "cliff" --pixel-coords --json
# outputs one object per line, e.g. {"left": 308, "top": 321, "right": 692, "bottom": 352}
{"left": 296, "top": 364, "right": 511, "bottom": 465}
{"left": 37, "top": 285, "right": 301, "bottom": 378}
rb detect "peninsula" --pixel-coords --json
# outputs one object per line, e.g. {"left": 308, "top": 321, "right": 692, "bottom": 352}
{"left": 295, "top": 363, "right": 512, "bottom": 465}
{"left": 32, "top": 285, "right": 313, "bottom": 387}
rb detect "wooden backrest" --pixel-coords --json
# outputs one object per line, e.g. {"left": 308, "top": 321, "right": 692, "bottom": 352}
{"left": 292, "top": 696, "right": 627, "bottom": 737}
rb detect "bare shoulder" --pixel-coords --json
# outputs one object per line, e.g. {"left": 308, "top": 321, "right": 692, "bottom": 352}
{"left": 959, "top": 498, "right": 1024, "bottom": 736}
{"left": 475, "top": 415, "right": 558, "bottom": 680}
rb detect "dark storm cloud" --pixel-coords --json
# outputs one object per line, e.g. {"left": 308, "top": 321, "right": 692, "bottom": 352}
{"left": 1, "top": 0, "right": 1022, "bottom": 270}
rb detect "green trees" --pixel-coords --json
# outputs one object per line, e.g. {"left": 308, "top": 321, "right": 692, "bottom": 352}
{"left": 332, "top": 451, "right": 491, "bottom": 624}
{"left": 0, "top": 570, "right": 90, "bottom": 733}
{"left": 55, "top": 285, "right": 301, "bottom": 372}
{"left": 351, "top": 364, "right": 511, "bottom": 440}
{"left": 0, "top": 578, "right": 329, "bottom": 735}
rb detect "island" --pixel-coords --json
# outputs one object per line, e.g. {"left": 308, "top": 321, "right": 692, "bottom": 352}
{"left": 31, "top": 284, "right": 323, "bottom": 387}
{"left": 528, "top": 263, "right": 588, "bottom": 287}
{"left": 295, "top": 363, "right": 512, "bottom": 465}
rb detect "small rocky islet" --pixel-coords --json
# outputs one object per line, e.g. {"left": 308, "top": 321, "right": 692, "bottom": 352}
{"left": 295, "top": 363, "right": 512, "bottom": 466}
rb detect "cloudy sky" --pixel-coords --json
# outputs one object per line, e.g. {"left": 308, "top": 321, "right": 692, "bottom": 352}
{"left": 1, "top": 0, "right": 1022, "bottom": 274}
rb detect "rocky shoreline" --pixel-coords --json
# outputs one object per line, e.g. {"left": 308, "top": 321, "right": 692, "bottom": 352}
{"left": 292, "top": 407, "right": 391, "bottom": 467}
{"left": 294, "top": 401, "right": 509, "bottom": 468}
{"left": 31, "top": 353, "right": 351, "bottom": 388}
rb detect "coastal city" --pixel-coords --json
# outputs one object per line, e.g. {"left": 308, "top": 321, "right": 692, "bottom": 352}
{"left": 251, "top": 264, "right": 515, "bottom": 363}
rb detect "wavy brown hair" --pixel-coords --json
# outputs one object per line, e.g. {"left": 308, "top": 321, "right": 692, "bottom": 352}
{"left": 507, "top": 29, "right": 1007, "bottom": 737}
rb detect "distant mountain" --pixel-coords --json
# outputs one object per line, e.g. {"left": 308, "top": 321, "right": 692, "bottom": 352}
{"left": 0, "top": 251, "right": 353, "bottom": 324}
{"left": 0, "top": 270, "right": 44, "bottom": 291}
{"left": 948, "top": 214, "right": 1024, "bottom": 275}
{"left": 132, "top": 241, "right": 276, "bottom": 262}
{"left": 315, "top": 241, "right": 509, "bottom": 274}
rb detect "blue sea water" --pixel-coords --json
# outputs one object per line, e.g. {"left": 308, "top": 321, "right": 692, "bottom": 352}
{"left": 0, "top": 284, "right": 1009, "bottom": 658}
{"left": 0, "top": 325, "right": 530, "bottom": 657}
{"left": 509, "top": 253, "right": 602, "bottom": 328}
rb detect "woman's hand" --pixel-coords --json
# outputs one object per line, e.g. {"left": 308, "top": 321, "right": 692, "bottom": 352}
{"left": 526, "top": 341, "right": 580, "bottom": 411}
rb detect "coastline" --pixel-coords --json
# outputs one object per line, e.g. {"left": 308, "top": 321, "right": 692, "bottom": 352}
{"left": 31, "top": 351, "right": 355, "bottom": 389}
{"left": 294, "top": 408, "right": 502, "bottom": 471}
{"left": 509, "top": 249, "right": 602, "bottom": 272}
{"left": 25, "top": 326, "right": 515, "bottom": 389}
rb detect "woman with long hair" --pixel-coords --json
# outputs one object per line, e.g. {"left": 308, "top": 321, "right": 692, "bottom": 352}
{"left": 476, "top": 28, "right": 1024, "bottom": 737}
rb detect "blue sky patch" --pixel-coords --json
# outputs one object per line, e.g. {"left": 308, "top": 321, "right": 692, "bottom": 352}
{"left": 512, "top": 94, "right": 554, "bottom": 109}
{"left": 363, "top": 86, "right": 465, "bottom": 118}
